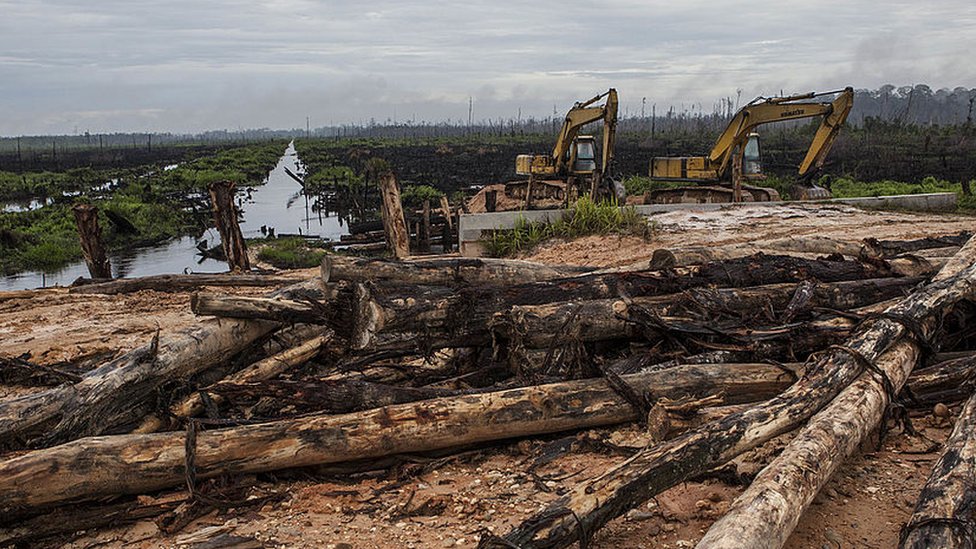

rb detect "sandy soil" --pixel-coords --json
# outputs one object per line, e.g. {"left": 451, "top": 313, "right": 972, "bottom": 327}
{"left": 525, "top": 203, "right": 975, "bottom": 267}
{"left": 1, "top": 204, "right": 972, "bottom": 548}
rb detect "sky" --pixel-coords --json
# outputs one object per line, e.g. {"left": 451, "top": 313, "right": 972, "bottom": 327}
{"left": 1, "top": 0, "right": 974, "bottom": 136}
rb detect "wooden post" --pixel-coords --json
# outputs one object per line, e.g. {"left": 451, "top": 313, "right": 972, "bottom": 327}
{"left": 71, "top": 204, "right": 112, "bottom": 279}
{"left": 209, "top": 180, "right": 250, "bottom": 273}
{"left": 485, "top": 190, "right": 497, "bottom": 212}
{"left": 441, "top": 219, "right": 453, "bottom": 252}
{"left": 420, "top": 199, "right": 432, "bottom": 253}
{"left": 378, "top": 172, "right": 410, "bottom": 259}
{"left": 439, "top": 195, "right": 453, "bottom": 230}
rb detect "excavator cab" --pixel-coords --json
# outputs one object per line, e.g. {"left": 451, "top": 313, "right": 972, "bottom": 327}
{"left": 570, "top": 136, "right": 598, "bottom": 174}
{"left": 742, "top": 133, "right": 763, "bottom": 177}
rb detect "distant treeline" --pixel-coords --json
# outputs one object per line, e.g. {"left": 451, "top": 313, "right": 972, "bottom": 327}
{"left": 1, "top": 84, "right": 974, "bottom": 183}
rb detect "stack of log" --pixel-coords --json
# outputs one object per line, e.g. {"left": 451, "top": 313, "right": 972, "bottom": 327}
{"left": 1, "top": 231, "right": 976, "bottom": 548}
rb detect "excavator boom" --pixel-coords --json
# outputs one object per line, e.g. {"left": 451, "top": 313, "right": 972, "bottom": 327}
{"left": 708, "top": 87, "right": 854, "bottom": 177}
{"left": 649, "top": 87, "right": 854, "bottom": 202}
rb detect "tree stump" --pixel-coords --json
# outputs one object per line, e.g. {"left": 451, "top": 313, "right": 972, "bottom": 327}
{"left": 209, "top": 180, "right": 249, "bottom": 273}
{"left": 72, "top": 204, "right": 112, "bottom": 279}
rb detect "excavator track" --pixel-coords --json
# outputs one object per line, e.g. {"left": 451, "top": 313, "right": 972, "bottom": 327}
{"left": 644, "top": 184, "right": 780, "bottom": 204}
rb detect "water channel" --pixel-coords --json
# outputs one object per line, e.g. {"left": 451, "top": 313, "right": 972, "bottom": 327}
{"left": 0, "top": 142, "right": 349, "bottom": 291}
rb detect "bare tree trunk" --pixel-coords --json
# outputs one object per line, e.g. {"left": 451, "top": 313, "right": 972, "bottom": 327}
{"left": 900, "top": 391, "right": 976, "bottom": 549}
{"left": 70, "top": 273, "right": 302, "bottom": 295}
{"left": 209, "top": 180, "right": 249, "bottom": 273}
{"left": 321, "top": 255, "right": 595, "bottom": 286}
{"left": 379, "top": 172, "right": 410, "bottom": 259}
{"left": 487, "top": 241, "right": 976, "bottom": 549}
{"left": 72, "top": 204, "right": 112, "bottom": 279}
{"left": 0, "top": 360, "right": 799, "bottom": 512}
{"left": 0, "top": 279, "right": 324, "bottom": 450}
{"left": 695, "top": 237, "right": 976, "bottom": 549}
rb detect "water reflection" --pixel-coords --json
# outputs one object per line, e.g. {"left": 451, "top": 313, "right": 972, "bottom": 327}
{"left": 1, "top": 141, "right": 353, "bottom": 291}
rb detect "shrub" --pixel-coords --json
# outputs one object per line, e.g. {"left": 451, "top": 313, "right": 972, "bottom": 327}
{"left": 482, "top": 197, "right": 652, "bottom": 257}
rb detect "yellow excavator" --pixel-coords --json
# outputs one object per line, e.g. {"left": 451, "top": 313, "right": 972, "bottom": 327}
{"left": 509, "top": 88, "right": 620, "bottom": 207}
{"left": 647, "top": 87, "right": 854, "bottom": 203}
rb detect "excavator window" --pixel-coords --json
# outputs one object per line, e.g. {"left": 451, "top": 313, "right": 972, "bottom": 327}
{"left": 743, "top": 133, "right": 762, "bottom": 175}
{"left": 573, "top": 140, "right": 597, "bottom": 173}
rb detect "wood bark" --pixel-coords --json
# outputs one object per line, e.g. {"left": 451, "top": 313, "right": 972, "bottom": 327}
{"left": 496, "top": 277, "right": 922, "bottom": 349}
{"left": 190, "top": 293, "right": 326, "bottom": 325}
{"left": 379, "top": 172, "right": 410, "bottom": 259}
{"left": 72, "top": 203, "right": 112, "bottom": 279}
{"left": 487, "top": 241, "right": 976, "bottom": 549}
{"left": 0, "top": 360, "right": 809, "bottom": 511}
{"left": 900, "top": 391, "right": 976, "bottom": 549}
{"left": 69, "top": 273, "right": 302, "bottom": 295}
{"left": 348, "top": 254, "right": 907, "bottom": 352}
{"left": 1, "top": 347, "right": 972, "bottom": 514}
{"left": 694, "top": 236, "right": 976, "bottom": 549}
{"left": 321, "top": 255, "right": 595, "bottom": 286}
{"left": 209, "top": 180, "right": 250, "bottom": 273}
{"left": 420, "top": 199, "right": 432, "bottom": 253}
{"left": 134, "top": 330, "right": 332, "bottom": 433}
{"left": 0, "top": 279, "right": 325, "bottom": 450}
{"left": 648, "top": 234, "right": 967, "bottom": 269}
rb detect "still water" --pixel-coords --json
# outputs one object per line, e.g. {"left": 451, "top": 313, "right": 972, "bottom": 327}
{"left": 0, "top": 142, "right": 349, "bottom": 291}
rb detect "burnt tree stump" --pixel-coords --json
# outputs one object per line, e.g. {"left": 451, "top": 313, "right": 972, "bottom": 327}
{"left": 71, "top": 204, "right": 112, "bottom": 279}
{"left": 209, "top": 180, "right": 250, "bottom": 273}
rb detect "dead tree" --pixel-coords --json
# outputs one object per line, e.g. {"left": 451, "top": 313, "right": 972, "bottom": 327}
{"left": 71, "top": 204, "right": 112, "bottom": 279}
{"left": 379, "top": 172, "right": 410, "bottom": 258}
{"left": 209, "top": 180, "right": 250, "bottom": 272}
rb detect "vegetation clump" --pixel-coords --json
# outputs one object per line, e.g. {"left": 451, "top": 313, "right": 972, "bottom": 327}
{"left": 482, "top": 196, "right": 653, "bottom": 257}
{"left": 256, "top": 237, "right": 328, "bottom": 269}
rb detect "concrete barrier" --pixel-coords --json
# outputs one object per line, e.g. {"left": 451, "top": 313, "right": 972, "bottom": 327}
{"left": 458, "top": 192, "right": 959, "bottom": 257}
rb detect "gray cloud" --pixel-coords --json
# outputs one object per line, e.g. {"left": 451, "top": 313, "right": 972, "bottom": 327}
{"left": 1, "top": 0, "right": 974, "bottom": 135}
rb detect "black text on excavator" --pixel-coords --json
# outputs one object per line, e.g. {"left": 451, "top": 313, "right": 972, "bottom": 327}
{"left": 647, "top": 87, "right": 854, "bottom": 203}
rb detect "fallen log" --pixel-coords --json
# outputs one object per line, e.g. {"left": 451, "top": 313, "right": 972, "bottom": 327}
{"left": 351, "top": 254, "right": 912, "bottom": 352}
{"left": 69, "top": 273, "right": 303, "bottom": 295}
{"left": 496, "top": 277, "right": 922, "bottom": 349}
{"left": 694, "top": 236, "right": 976, "bottom": 549}
{"left": 0, "top": 278, "right": 325, "bottom": 450}
{"left": 647, "top": 234, "right": 969, "bottom": 270}
{"left": 134, "top": 330, "right": 332, "bottom": 433}
{"left": 190, "top": 293, "right": 326, "bottom": 325}
{"left": 486, "top": 239, "right": 976, "bottom": 549}
{"left": 322, "top": 255, "right": 596, "bottom": 286}
{"left": 900, "top": 391, "right": 976, "bottom": 549}
{"left": 0, "top": 359, "right": 804, "bottom": 511}
{"left": 870, "top": 231, "right": 972, "bottom": 256}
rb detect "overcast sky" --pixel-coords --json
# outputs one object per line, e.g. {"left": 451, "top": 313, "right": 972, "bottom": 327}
{"left": 1, "top": 0, "right": 974, "bottom": 136}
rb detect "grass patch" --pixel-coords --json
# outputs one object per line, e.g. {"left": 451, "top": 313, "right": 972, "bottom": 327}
{"left": 828, "top": 176, "right": 975, "bottom": 212}
{"left": 482, "top": 197, "right": 653, "bottom": 257}
{"left": 256, "top": 237, "right": 328, "bottom": 269}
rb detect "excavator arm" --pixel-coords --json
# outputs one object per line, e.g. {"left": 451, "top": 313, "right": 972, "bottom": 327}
{"left": 519, "top": 89, "right": 618, "bottom": 177}
{"left": 708, "top": 87, "right": 854, "bottom": 178}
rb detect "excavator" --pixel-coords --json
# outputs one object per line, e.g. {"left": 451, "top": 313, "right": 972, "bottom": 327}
{"left": 646, "top": 87, "right": 854, "bottom": 203}
{"left": 507, "top": 88, "right": 620, "bottom": 208}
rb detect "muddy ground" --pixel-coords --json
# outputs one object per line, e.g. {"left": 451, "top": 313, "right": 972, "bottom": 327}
{"left": 1, "top": 203, "right": 973, "bottom": 548}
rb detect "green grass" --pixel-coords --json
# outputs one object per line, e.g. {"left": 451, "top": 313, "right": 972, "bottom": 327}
{"left": 482, "top": 197, "right": 653, "bottom": 257}
{"left": 256, "top": 237, "right": 328, "bottom": 269}
{"left": 827, "top": 175, "right": 976, "bottom": 212}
